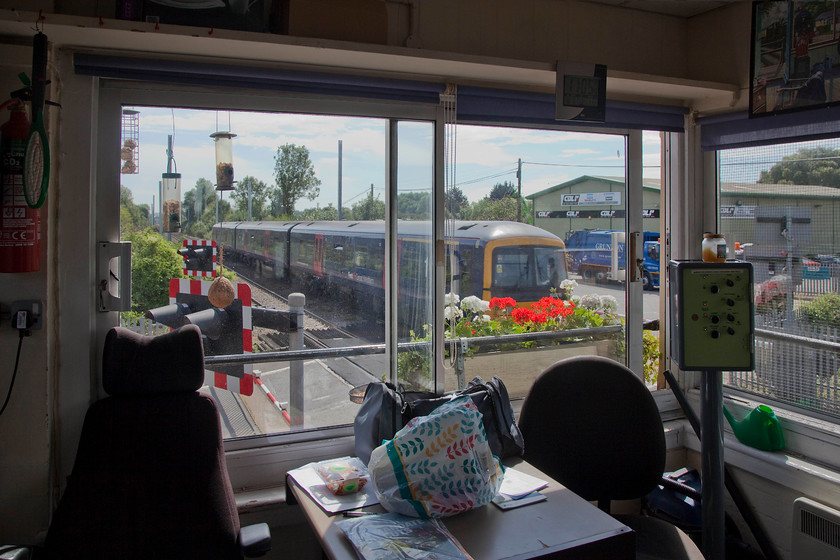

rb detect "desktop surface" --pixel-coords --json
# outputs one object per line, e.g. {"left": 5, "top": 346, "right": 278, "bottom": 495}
{"left": 287, "top": 457, "right": 634, "bottom": 560}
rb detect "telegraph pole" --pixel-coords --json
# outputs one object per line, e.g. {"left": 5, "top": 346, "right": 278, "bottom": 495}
{"left": 517, "top": 158, "right": 522, "bottom": 222}
{"left": 338, "top": 140, "right": 343, "bottom": 221}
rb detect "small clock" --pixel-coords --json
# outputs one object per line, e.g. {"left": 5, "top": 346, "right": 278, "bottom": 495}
{"left": 556, "top": 63, "right": 607, "bottom": 123}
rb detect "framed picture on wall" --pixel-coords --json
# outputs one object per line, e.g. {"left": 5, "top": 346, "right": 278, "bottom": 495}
{"left": 750, "top": 1, "right": 840, "bottom": 117}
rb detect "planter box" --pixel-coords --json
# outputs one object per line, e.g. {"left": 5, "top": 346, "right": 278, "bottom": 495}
{"left": 449, "top": 339, "right": 620, "bottom": 399}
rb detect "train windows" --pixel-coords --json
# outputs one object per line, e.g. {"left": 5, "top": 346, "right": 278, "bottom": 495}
{"left": 535, "top": 247, "right": 567, "bottom": 289}
{"left": 354, "top": 245, "right": 369, "bottom": 269}
{"left": 492, "top": 249, "right": 531, "bottom": 290}
{"left": 445, "top": 246, "right": 475, "bottom": 298}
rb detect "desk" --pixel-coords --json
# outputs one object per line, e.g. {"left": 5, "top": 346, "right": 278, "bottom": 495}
{"left": 287, "top": 458, "right": 634, "bottom": 560}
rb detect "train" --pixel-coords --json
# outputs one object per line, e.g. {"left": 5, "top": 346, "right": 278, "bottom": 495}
{"left": 212, "top": 220, "right": 569, "bottom": 317}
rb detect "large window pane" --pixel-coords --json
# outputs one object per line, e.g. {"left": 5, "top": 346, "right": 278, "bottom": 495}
{"left": 120, "top": 107, "right": 399, "bottom": 439}
{"left": 719, "top": 138, "right": 840, "bottom": 419}
{"left": 443, "top": 125, "right": 635, "bottom": 397}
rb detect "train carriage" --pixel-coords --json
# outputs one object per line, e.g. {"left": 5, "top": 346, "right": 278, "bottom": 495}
{"left": 213, "top": 220, "right": 568, "bottom": 314}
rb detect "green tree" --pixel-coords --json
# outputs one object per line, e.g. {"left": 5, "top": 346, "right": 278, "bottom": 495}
{"left": 300, "top": 204, "right": 340, "bottom": 220}
{"left": 445, "top": 186, "right": 469, "bottom": 218}
{"left": 397, "top": 191, "right": 431, "bottom": 220}
{"left": 120, "top": 185, "right": 150, "bottom": 235}
{"left": 464, "top": 196, "right": 520, "bottom": 221}
{"left": 758, "top": 147, "right": 840, "bottom": 187}
{"left": 231, "top": 175, "right": 269, "bottom": 220}
{"left": 352, "top": 192, "right": 385, "bottom": 220}
{"left": 271, "top": 144, "right": 321, "bottom": 217}
{"left": 489, "top": 181, "right": 517, "bottom": 201}
{"left": 124, "top": 229, "right": 183, "bottom": 313}
{"left": 182, "top": 178, "right": 216, "bottom": 234}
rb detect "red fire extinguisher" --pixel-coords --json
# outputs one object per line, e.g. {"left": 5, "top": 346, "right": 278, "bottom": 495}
{"left": 0, "top": 99, "right": 40, "bottom": 273}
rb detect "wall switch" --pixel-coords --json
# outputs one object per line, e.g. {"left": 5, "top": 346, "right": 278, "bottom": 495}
{"left": 11, "top": 300, "right": 43, "bottom": 330}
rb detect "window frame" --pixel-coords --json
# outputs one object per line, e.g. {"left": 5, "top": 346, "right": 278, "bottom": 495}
{"left": 96, "top": 79, "right": 655, "bottom": 488}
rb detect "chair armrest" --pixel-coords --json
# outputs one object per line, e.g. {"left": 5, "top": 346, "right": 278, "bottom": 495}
{"left": 239, "top": 523, "right": 271, "bottom": 558}
{"left": 0, "top": 546, "right": 32, "bottom": 560}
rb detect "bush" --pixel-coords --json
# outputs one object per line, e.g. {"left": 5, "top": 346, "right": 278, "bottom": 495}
{"left": 799, "top": 292, "right": 840, "bottom": 326}
{"left": 124, "top": 229, "right": 184, "bottom": 313}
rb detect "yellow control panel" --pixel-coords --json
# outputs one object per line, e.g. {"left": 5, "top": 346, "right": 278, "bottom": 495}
{"left": 669, "top": 261, "right": 754, "bottom": 371}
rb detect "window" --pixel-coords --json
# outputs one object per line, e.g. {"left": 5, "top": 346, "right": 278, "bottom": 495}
{"left": 718, "top": 138, "right": 840, "bottom": 420}
{"left": 104, "top": 85, "right": 658, "bottom": 466}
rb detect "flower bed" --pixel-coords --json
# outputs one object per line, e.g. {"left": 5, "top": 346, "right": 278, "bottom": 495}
{"left": 398, "top": 281, "right": 624, "bottom": 391}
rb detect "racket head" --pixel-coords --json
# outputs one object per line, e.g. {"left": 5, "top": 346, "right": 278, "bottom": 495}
{"left": 24, "top": 122, "right": 49, "bottom": 209}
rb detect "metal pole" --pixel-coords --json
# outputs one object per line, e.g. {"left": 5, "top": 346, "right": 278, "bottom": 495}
{"left": 701, "top": 370, "right": 725, "bottom": 560}
{"left": 159, "top": 181, "right": 163, "bottom": 234}
{"left": 288, "top": 292, "right": 305, "bottom": 429}
{"left": 517, "top": 158, "right": 522, "bottom": 223}
{"left": 338, "top": 140, "right": 343, "bottom": 221}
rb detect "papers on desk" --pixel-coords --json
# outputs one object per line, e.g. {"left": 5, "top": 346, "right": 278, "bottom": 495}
{"left": 287, "top": 457, "right": 380, "bottom": 514}
{"left": 336, "top": 512, "right": 474, "bottom": 560}
{"left": 492, "top": 467, "right": 549, "bottom": 510}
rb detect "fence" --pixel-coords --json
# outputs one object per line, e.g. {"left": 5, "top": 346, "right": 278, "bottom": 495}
{"left": 727, "top": 315, "right": 840, "bottom": 419}
{"left": 797, "top": 263, "right": 840, "bottom": 295}
{"left": 119, "top": 316, "right": 170, "bottom": 336}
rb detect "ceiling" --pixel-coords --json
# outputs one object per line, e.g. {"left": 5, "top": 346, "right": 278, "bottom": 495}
{"left": 580, "top": 0, "right": 744, "bottom": 18}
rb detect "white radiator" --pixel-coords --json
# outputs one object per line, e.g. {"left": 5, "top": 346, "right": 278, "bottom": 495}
{"left": 792, "top": 497, "right": 840, "bottom": 560}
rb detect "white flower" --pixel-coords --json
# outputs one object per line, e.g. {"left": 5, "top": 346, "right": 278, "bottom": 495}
{"left": 580, "top": 294, "right": 601, "bottom": 310}
{"left": 461, "top": 295, "right": 489, "bottom": 314}
{"left": 560, "top": 279, "right": 578, "bottom": 293}
{"left": 599, "top": 295, "right": 618, "bottom": 313}
{"left": 445, "top": 293, "right": 460, "bottom": 306}
{"left": 444, "top": 305, "right": 463, "bottom": 322}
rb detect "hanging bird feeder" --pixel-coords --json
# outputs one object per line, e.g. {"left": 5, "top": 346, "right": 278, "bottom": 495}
{"left": 120, "top": 108, "right": 139, "bottom": 175}
{"left": 210, "top": 130, "right": 237, "bottom": 191}
{"left": 161, "top": 135, "right": 180, "bottom": 233}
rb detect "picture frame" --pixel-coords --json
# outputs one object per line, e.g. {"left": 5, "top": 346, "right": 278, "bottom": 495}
{"left": 750, "top": 1, "right": 840, "bottom": 117}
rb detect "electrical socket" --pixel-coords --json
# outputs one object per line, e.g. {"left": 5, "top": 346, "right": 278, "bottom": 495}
{"left": 11, "top": 300, "right": 43, "bottom": 330}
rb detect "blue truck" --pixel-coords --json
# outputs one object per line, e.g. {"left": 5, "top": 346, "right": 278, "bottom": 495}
{"left": 563, "top": 229, "right": 660, "bottom": 290}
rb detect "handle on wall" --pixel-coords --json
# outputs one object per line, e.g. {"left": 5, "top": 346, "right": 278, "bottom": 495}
{"left": 97, "top": 241, "right": 132, "bottom": 312}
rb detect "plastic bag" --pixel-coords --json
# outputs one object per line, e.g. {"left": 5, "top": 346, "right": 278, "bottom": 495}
{"left": 368, "top": 395, "right": 504, "bottom": 518}
{"left": 336, "top": 512, "right": 473, "bottom": 559}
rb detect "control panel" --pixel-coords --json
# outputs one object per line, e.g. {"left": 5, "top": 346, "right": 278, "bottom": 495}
{"left": 669, "top": 261, "right": 754, "bottom": 371}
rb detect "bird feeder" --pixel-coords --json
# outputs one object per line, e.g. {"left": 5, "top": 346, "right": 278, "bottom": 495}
{"left": 210, "top": 131, "right": 237, "bottom": 191}
{"left": 120, "top": 108, "right": 139, "bottom": 174}
{"left": 161, "top": 172, "right": 181, "bottom": 233}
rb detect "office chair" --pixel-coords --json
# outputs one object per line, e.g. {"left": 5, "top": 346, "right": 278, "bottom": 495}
{"left": 518, "top": 355, "right": 704, "bottom": 560}
{"left": 42, "top": 325, "right": 270, "bottom": 560}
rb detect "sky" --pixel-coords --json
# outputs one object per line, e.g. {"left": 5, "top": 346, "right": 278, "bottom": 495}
{"left": 118, "top": 106, "right": 757, "bottom": 217}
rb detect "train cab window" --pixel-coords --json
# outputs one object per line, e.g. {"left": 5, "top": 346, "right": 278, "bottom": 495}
{"left": 492, "top": 250, "right": 531, "bottom": 289}
{"left": 535, "top": 247, "right": 567, "bottom": 288}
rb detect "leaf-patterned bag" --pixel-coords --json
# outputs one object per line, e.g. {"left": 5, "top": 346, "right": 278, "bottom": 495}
{"left": 368, "top": 395, "right": 504, "bottom": 518}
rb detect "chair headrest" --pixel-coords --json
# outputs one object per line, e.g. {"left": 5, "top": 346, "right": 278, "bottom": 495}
{"left": 103, "top": 325, "right": 205, "bottom": 396}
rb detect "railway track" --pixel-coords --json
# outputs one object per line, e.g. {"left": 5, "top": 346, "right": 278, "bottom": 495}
{"left": 232, "top": 269, "right": 362, "bottom": 352}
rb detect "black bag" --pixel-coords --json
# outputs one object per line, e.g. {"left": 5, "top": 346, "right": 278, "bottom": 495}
{"left": 353, "top": 376, "right": 524, "bottom": 464}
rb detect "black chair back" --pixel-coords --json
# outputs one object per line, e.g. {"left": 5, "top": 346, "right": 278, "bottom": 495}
{"left": 518, "top": 355, "right": 666, "bottom": 508}
{"left": 44, "top": 325, "right": 241, "bottom": 559}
